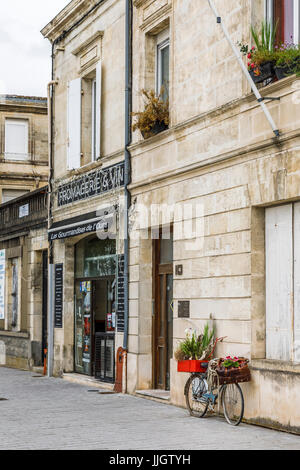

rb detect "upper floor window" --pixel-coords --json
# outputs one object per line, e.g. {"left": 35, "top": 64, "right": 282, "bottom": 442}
{"left": 266, "top": 0, "right": 300, "bottom": 44}
{"left": 156, "top": 30, "right": 170, "bottom": 102}
{"left": 5, "top": 119, "right": 29, "bottom": 161}
{"left": 67, "top": 62, "right": 101, "bottom": 170}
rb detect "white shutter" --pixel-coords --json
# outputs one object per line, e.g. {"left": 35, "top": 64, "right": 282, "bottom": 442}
{"left": 67, "top": 78, "right": 81, "bottom": 169}
{"left": 294, "top": 202, "right": 300, "bottom": 362}
{"left": 265, "top": 205, "right": 293, "bottom": 361}
{"left": 2, "top": 189, "right": 29, "bottom": 203}
{"left": 5, "top": 119, "right": 28, "bottom": 160}
{"left": 95, "top": 61, "right": 102, "bottom": 161}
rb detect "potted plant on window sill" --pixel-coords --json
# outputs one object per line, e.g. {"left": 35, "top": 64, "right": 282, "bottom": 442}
{"left": 132, "top": 89, "right": 169, "bottom": 140}
{"left": 175, "top": 323, "right": 224, "bottom": 373}
{"left": 274, "top": 44, "right": 300, "bottom": 80}
{"left": 238, "top": 20, "right": 278, "bottom": 84}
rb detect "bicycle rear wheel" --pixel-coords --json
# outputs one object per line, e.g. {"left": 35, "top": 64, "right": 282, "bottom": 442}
{"left": 185, "top": 374, "right": 208, "bottom": 418}
{"left": 221, "top": 383, "right": 244, "bottom": 426}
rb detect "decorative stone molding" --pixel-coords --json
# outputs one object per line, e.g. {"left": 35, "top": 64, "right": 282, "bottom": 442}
{"left": 72, "top": 31, "right": 104, "bottom": 73}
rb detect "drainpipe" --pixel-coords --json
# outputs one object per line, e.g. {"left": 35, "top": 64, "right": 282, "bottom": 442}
{"left": 47, "top": 42, "right": 58, "bottom": 378}
{"left": 123, "top": 0, "right": 132, "bottom": 352}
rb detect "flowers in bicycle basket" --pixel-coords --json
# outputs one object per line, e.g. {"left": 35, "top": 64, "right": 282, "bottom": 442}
{"left": 222, "top": 356, "right": 240, "bottom": 369}
{"left": 174, "top": 323, "right": 215, "bottom": 361}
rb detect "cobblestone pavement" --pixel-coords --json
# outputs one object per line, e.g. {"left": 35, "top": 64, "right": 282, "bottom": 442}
{"left": 0, "top": 367, "right": 299, "bottom": 450}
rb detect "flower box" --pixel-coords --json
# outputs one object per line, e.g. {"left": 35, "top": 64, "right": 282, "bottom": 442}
{"left": 177, "top": 360, "right": 208, "bottom": 373}
{"left": 141, "top": 119, "right": 168, "bottom": 139}
{"left": 249, "top": 62, "right": 274, "bottom": 84}
{"left": 274, "top": 66, "right": 293, "bottom": 81}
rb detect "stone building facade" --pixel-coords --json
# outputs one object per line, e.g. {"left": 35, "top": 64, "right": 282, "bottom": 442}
{"left": 0, "top": 187, "right": 48, "bottom": 370}
{"left": 41, "top": 0, "right": 127, "bottom": 380}
{"left": 40, "top": 0, "right": 300, "bottom": 435}
{"left": 126, "top": 0, "right": 300, "bottom": 434}
{"left": 0, "top": 95, "right": 48, "bottom": 203}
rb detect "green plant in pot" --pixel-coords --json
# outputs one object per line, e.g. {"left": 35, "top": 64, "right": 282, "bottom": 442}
{"left": 132, "top": 88, "right": 169, "bottom": 139}
{"left": 174, "top": 323, "right": 215, "bottom": 361}
{"left": 274, "top": 44, "right": 300, "bottom": 79}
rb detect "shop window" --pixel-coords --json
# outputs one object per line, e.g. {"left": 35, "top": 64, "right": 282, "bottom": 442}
{"left": 75, "top": 237, "right": 116, "bottom": 279}
{"left": 67, "top": 62, "right": 101, "bottom": 169}
{"left": 5, "top": 119, "right": 29, "bottom": 161}
{"left": 265, "top": 203, "right": 300, "bottom": 362}
{"left": 266, "top": 0, "right": 300, "bottom": 44}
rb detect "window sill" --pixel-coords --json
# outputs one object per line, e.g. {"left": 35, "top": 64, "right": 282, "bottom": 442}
{"left": 0, "top": 330, "right": 29, "bottom": 339}
{"left": 251, "top": 358, "right": 300, "bottom": 375}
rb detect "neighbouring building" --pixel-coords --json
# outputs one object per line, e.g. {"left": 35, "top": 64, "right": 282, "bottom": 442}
{"left": 41, "top": 0, "right": 126, "bottom": 381}
{"left": 0, "top": 187, "right": 48, "bottom": 369}
{"left": 126, "top": 0, "right": 300, "bottom": 434}
{"left": 0, "top": 95, "right": 48, "bottom": 203}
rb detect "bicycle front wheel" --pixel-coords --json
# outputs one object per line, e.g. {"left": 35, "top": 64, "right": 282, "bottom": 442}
{"left": 221, "top": 383, "right": 244, "bottom": 426}
{"left": 185, "top": 374, "right": 208, "bottom": 418}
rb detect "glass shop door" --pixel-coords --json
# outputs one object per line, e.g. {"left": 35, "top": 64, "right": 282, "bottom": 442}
{"left": 74, "top": 278, "right": 116, "bottom": 377}
{"left": 75, "top": 281, "right": 93, "bottom": 375}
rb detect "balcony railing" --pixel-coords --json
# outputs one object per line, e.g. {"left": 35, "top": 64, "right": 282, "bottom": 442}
{"left": 0, "top": 186, "right": 48, "bottom": 237}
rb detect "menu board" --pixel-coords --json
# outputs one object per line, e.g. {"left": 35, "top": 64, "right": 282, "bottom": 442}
{"left": 55, "top": 264, "right": 63, "bottom": 328}
{"left": 0, "top": 250, "right": 5, "bottom": 320}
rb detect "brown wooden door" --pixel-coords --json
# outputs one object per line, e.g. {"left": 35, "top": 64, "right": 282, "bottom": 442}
{"left": 153, "top": 234, "right": 173, "bottom": 390}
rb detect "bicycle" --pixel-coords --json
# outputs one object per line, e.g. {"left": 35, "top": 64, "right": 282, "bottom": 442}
{"left": 184, "top": 359, "right": 245, "bottom": 426}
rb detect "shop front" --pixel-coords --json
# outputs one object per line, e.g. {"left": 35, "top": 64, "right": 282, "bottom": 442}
{"left": 74, "top": 237, "right": 117, "bottom": 382}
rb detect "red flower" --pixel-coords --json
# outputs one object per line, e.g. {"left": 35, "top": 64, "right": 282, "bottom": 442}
{"left": 251, "top": 63, "right": 255, "bottom": 69}
{"left": 248, "top": 62, "right": 251, "bottom": 67}
{"left": 247, "top": 53, "right": 252, "bottom": 59}
{"left": 251, "top": 46, "right": 255, "bottom": 50}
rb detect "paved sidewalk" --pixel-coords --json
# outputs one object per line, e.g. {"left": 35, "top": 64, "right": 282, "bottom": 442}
{"left": 0, "top": 367, "right": 299, "bottom": 450}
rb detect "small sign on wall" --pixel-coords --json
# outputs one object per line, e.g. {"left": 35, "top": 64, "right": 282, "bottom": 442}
{"left": 178, "top": 300, "right": 190, "bottom": 318}
{"left": 55, "top": 264, "right": 63, "bottom": 328}
{"left": 0, "top": 250, "right": 5, "bottom": 320}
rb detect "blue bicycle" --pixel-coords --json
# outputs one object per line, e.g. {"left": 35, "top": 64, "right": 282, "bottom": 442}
{"left": 184, "top": 360, "right": 244, "bottom": 426}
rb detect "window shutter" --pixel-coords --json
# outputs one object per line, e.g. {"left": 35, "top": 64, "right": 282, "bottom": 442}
{"left": 294, "top": 202, "right": 300, "bottom": 362}
{"left": 265, "top": 204, "right": 293, "bottom": 361}
{"left": 67, "top": 78, "right": 81, "bottom": 169}
{"left": 95, "top": 61, "right": 102, "bottom": 161}
{"left": 5, "top": 119, "right": 28, "bottom": 160}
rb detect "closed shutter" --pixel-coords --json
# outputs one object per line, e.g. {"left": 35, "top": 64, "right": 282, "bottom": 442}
{"left": 95, "top": 61, "right": 102, "bottom": 161}
{"left": 67, "top": 78, "right": 81, "bottom": 169}
{"left": 2, "top": 189, "right": 29, "bottom": 203}
{"left": 265, "top": 204, "right": 293, "bottom": 361}
{"left": 294, "top": 202, "right": 300, "bottom": 362}
{"left": 5, "top": 119, "right": 28, "bottom": 160}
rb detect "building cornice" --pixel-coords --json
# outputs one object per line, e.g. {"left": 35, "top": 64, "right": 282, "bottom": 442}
{"left": 41, "top": 0, "right": 107, "bottom": 43}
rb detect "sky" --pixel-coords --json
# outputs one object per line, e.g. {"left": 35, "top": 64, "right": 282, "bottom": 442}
{"left": 0, "top": 0, "right": 71, "bottom": 97}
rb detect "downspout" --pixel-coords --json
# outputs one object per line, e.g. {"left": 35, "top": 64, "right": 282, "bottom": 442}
{"left": 47, "top": 42, "right": 58, "bottom": 377}
{"left": 123, "top": 0, "right": 132, "bottom": 352}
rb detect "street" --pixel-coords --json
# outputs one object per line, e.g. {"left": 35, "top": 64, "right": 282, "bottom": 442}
{"left": 0, "top": 367, "right": 299, "bottom": 450}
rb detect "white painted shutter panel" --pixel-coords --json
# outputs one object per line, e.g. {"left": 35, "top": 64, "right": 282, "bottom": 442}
{"left": 265, "top": 205, "right": 293, "bottom": 361}
{"left": 95, "top": 61, "right": 102, "bottom": 160}
{"left": 293, "top": 202, "right": 300, "bottom": 362}
{"left": 5, "top": 119, "right": 28, "bottom": 160}
{"left": 67, "top": 78, "right": 81, "bottom": 169}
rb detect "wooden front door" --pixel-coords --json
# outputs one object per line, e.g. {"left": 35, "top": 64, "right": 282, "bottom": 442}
{"left": 153, "top": 234, "right": 173, "bottom": 390}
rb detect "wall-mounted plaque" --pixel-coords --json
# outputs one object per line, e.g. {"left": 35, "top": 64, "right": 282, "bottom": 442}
{"left": 178, "top": 300, "right": 190, "bottom": 318}
{"left": 55, "top": 264, "right": 63, "bottom": 328}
